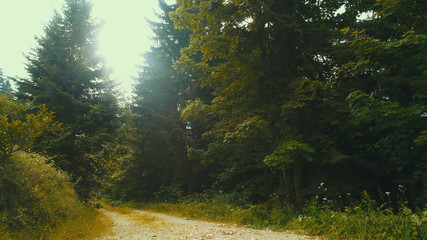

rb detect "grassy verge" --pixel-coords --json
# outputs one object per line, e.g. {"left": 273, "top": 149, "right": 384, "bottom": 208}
{"left": 288, "top": 195, "right": 427, "bottom": 240}
{"left": 0, "top": 152, "right": 113, "bottom": 240}
{"left": 46, "top": 208, "right": 112, "bottom": 240}
{"left": 102, "top": 204, "right": 163, "bottom": 227}
{"left": 130, "top": 201, "right": 293, "bottom": 230}
{"left": 0, "top": 206, "right": 112, "bottom": 240}
{"left": 116, "top": 193, "right": 426, "bottom": 240}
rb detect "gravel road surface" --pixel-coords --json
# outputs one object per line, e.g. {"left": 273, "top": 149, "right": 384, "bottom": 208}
{"left": 98, "top": 209, "right": 319, "bottom": 240}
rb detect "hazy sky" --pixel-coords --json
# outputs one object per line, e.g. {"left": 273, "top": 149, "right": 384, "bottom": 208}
{"left": 0, "top": 0, "right": 174, "bottom": 96}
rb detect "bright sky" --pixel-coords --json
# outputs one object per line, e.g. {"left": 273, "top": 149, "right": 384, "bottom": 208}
{"left": 0, "top": 0, "right": 174, "bottom": 96}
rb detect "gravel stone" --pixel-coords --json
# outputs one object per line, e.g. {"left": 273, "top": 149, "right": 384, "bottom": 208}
{"left": 98, "top": 209, "right": 319, "bottom": 240}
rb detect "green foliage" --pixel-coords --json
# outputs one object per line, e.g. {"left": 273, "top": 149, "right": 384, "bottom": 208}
{"left": 153, "top": 181, "right": 184, "bottom": 202}
{"left": 119, "top": 0, "right": 427, "bottom": 216}
{"left": 17, "top": 0, "right": 122, "bottom": 199}
{"left": 124, "top": 191, "right": 426, "bottom": 240}
{"left": 264, "top": 140, "right": 314, "bottom": 169}
{"left": 330, "top": 0, "right": 427, "bottom": 197}
{"left": 0, "top": 96, "right": 105, "bottom": 239}
{"left": 170, "top": 0, "right": 345, "bottom": 207}
{"left": 0, "top": 152, "right": 97, "bottom": 239}
{"left": 0, "top": 69, "right": 12, "bottom": 94}
{"left": 290, "top": 194, "right": 427, "bottom": 240}
{"left": 125, "top": 0, "right": 198, "bottom": 201}
{"left": 0, "top": 95, "right": 62, "bottom": 159}
{"left": 132, "top": 196, "right": 295, "bottom": 230}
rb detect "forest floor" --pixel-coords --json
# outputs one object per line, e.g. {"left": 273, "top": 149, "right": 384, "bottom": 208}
{"left": 97, "top": 208, "right": 320, "bottom": 240}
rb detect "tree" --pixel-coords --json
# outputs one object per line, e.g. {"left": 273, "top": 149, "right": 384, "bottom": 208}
{"left": 128, "top": 0, "right": 195, "bottom": 200}
{"left": 171, "top": 0, "right": 345, "bottom": 208}
{"left": 331, "top": 0, "right": 427, "bottom": 203}
{"left": 0, "top": 69, "right": 12, "bottom": 94}
{"left": 0, "top": 95, "right": 62, "bottom": 160}
{"left": 17, "top": 0, "right": 120, "bottom": 198}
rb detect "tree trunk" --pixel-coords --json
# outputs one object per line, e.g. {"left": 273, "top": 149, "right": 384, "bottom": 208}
{"left": 293, "top": 158, "right": 305, "bottom": 210}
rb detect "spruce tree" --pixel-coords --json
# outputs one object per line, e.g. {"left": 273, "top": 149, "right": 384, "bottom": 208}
{"left": 0, "top": 69, "right": 12, "bottom": 94}
{"left": 129, "top": 0, "right": 194, "bottom": 200}
{"left": 17, "top": 0, "right": 120, "bottom": 199}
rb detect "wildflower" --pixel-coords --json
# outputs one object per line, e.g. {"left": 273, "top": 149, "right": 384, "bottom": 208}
{"left": 398, "top": 185, "right": 406, "bottom": 192}
{"left": 411, "top": 215, "right": 422, "bottom": 226}
{"left": 385, "top": 192, "right": 391, "bottom": 196}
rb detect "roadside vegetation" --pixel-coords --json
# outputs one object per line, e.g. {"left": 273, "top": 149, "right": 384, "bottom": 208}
{"left": 0, "top": 95, "right": 111, "bottom": 239}
{"left": 1, "top": 0, "right": 119, "bottom": 238}
{"left": 116, "top": 191, "right": 426, "bottom": 240}
{"left": 0, "top": 151, "right": 111, "bottom": 240}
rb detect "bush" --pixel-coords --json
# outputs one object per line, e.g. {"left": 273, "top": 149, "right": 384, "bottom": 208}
{"left": 0, "top": 151, "right": 104, "bottom": 239}
{"left": 288, "top": 193, "right": 427, "bottom": 240}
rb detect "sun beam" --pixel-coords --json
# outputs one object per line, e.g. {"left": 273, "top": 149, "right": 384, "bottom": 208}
{"left": 0, "top": 0, "right": 173, "bottom": 96}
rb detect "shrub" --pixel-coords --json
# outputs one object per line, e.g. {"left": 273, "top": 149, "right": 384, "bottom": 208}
{"left": 0, "top": 151, "right": 103, "bottom": 239}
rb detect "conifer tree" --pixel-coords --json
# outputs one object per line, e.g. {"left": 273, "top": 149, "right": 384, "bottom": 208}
{"left": 129, "top": 0, "right": 195, "bottom": 200}
{"left": 17, "top": 0, "right": 120, "bottom": 198}
{"left": 172, "top": 0, "right": 344, "bottom": 208}
{"left": 0, "top": 69, "right": 12, "bottom": 94}
{"left": 331, "top": 0, "right": 427, "bottom": 201}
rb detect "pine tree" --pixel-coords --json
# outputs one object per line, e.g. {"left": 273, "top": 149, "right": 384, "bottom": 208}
{"left": 17, "top": 0, "right": 120, "bottom": 199}
{"left": 0, "top": 69, "right": 12, "bottom": 94}
{"left": 129, "top": 0, "right": 195, "bottom": 200}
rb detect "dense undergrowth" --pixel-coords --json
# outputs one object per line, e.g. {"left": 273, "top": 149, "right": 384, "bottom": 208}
{"left": 0, "top": 152, "right": 111, "bottom": 240}
{"left": 118, "top": 191, "right": 427, "bottom": 240}
{"left": 290, "top": 193, "right": 427, "bottom": 240}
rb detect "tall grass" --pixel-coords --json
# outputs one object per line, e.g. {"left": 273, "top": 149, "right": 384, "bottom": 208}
{"left": 0, "top": 152, "right": 111, "bottom": 239}
{"left": 47, "top": 209, "right": 112, "bottom": 240}
{"left": 129, "top": 192, "right": 294, "bottom": 230}
{"left": 134, "top": 201, "right": 291, "bottom": 229}
{"left": 288, "top": 193, "right": 427, "bottom": 240}
{"left": 126, "top": 191, "right": 426, "bottom": 239}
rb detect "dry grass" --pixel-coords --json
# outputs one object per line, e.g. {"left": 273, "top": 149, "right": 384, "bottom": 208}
{"left": 0, "top": 152, "right": 114, "bottom": 240}
{"left": 103, "top": 204, "right": 134, "bottom": 214}
{"left": 104, "top": 204, "right": 164, "bottom": 227}
{"left": 128, "top": 211, "right": 163, "bottom": 226}
{"left": 47, "top": 209, "right": 113, "bottom": 240}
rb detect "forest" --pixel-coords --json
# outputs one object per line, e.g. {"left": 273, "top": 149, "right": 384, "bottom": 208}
{"left": 0, "top": 0, "right": 426, "bottom": 239}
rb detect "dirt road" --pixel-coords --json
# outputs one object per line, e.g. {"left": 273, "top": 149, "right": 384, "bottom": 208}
{"left": 98, "top": 209, "right": 318, "bottom": 240}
